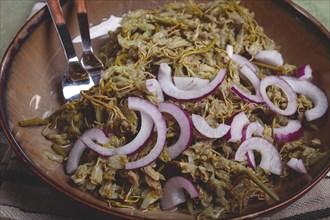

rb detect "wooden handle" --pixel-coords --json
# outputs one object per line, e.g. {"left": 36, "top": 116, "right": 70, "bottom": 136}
{"left": 46, "top": 0, "right": 65, "bottom": 25}
{"left": 75, "top": 0, "right": 87, "bottom": 14}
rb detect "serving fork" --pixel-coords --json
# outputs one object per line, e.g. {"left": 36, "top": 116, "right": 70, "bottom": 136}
{"left": 75, "top": 0, "right": 104, "bottom": 84}
{"left": 46, "top": 0, "right": 104, "bottom": 102}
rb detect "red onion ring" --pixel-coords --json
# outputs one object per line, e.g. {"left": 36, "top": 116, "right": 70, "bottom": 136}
{"left": 161, "top": 176, "right": 199, "bottom": 210}
{"left": 191, "top": 114, "right": 230, "bottom": 139}
{"left": 66, "top": 128, "right": 110, "bottom": 174}
{"left": 231, "top": 65, "right": 263, "bottom": 103}
{"left": 242, "top": 121, "right": 264, "bottom": 168}
{"left": 231, "top": 54, "right": 258, "bottom": 72}
{"left": 281, "top": 76, "right": 328, "bottom": 121}
{"left": 254, "top": 50, "right": 284, "bottom": 66}
{"left": 157, "top": 63, "right": 226, "bottom": 101}
{"left": 146, "top": 78, "right": 164, "bottom": 101}
{"left": 246, "top": 151, "right": 256, "bottom": 169}
{"left": 235, "top": 137, "right": 283, "bottom": 175}
{"left": 242, "top": 121, "right": 264, "bottom": 141}
{"left": 125, "top": 97, "right": 167, "bottom": 170}
{"left": 81, "top": 112, "right": 153, "bottom": 156}
{"left": 273, "top": 120, "right": 303, "bottom": 142}
{"left": 173, "top": 76, "right": 210, "bottom": 91}
{"left": 259, "top": 76, "right": 298, "bottom": 116}
{"left": 226, "top": 112, "right": 250, "bottom": 142}
{"left": 158, "top": 102, "right": 193, "bottom": 159}
{"left": 296, "top": 64, "right": 313, "bottom": 81}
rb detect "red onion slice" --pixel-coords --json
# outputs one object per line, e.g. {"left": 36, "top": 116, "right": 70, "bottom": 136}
{"left": 157, "top": 63, "right": 226, "bottom": 101}
{"left": 125, "top": 97, "right": 167, "bottom": 170}
{"left": 281, "top": 76, "right": 328, "bottom": 121}
{"left": 231, "top": 54, "right": 258, "bottom": 72}
{"left": 161, "top": 176, "right": 199, "bottom": 210}
{"left": 191, "top": 114, "right": 230, "bottom": 139}
{"left": 273, "top": 120, "right": 303, "bottom": 142}
{"left": 235, "top": 137, "right": 283, "bottom": 175}
{"left": 242, "top": 121, "right": 264, "bottom": 141}
{"left": 226, "top": 112, "right": 250, "bottom": 142}
{"left": 287, "top": 158, "right": 307, "bottom": 174}
{"left": 296, "top": 64, "right": 313, "bottom": 81}
{"left": 231, "top": 65, "right": 263, "bottom": 103}
{"left": 158, "top": 102, "right": 193, "bottom": 159}
{"left": 82, "top": 112, "right": 153, "bottom": 156}
{"left": 259, "top": 76, "right": 298, "bottom": 116}
{"left": 173, "top": 76, "right": 210, "bottom": 91}
{"left": 66, "top": 128, "right": 110, "bottom": 174}
{"left": 231, "top": 86, "right": 263, "bottom": 104}
{"left": 246, "top": 151, "right": 256, "bottom": 169}
{"left": 242, "top": 121, "right": 264, "bottom": 169}
{"left": 254, "top": 50, "right": 284, "bottom": 66}
{"left": 146, "top": 79, "right": 164, "bottom": 101}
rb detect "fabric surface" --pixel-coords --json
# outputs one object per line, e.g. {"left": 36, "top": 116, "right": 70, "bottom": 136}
{"left": 0, "top": 0, "right": 330, "bottom": 220}
{"left": 1, "top": 134, "right": 329, "bottom": 220}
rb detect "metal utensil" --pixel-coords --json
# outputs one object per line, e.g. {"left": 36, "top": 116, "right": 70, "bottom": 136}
{"left": 75, "top": 0, "right": 104, "bottom": 84}
{"left": 46, "top": 0, "right": 94, "bottom": 102}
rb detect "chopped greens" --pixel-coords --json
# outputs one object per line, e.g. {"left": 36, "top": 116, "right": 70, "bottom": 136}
{"left": 18, "top": 0, "right": 328, "bottom": 218}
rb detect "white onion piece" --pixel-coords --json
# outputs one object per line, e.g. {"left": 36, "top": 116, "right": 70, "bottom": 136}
{"left": 161, "top": 176, "right": 199, "bottom": 210}
{"left": 254, "top": 50, "right": 284, "bottom": 66}
{"left": 158, "top": 102, "right": 193, "bottom": 159}
{"left": 82, "top": 112, "right": 153, "bottom": 156}
{"left": 273, "top": 120, "right": 303, "bottom": 142}
{"left": 287, "top": 158, "right": 307, "bottom": 174}
{"left": 173, "top": 76, "right": 210, "bottom": 91}
{"left": 242, "top": 121, "right": 264, "bottom": 141}
{"left": 191, "top": 114, "right": 230, "bottom": 139}
{"left": 66, "top": 128, "right": 110, "bottom": 174}
{"left": 158, "top": 63, "right": 226, "bottom": 101}
{"left": 226, "top": 44, "right": 234, "bottom": 58}
{"left": 226, "top": 112, "right": 249, "bottom": 142}
{"left": 231, "top": 65, "right": 263, "bottom": 103}
{"left": 146, "top": 79, "right": 164, "bottom": 101}
{"left": 296, "top": 64, "right": 313, "bottom": 81}
{"left": 281, "top": 76, "right": 328, "bottom": 121}
{"left": 235, "top": 137, "right": 283, "bottom": 175}
{"left": 259, "top": 76, "right": 298, "bottom": 116}
{"left": 125, "top": 97, "right": 167, "bottom": 170}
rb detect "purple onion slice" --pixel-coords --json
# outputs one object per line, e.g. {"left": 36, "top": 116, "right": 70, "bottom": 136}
{"left": 259, "top": 76, "right": 298, "bottom": 116}
{"left": 158, "top": 102, "right": 193, "bottom": 159}
{"left": 273, "top": 120, "right": 303, "bottom": 142}
{"left": 191, "top": 114, "right": 230, "bottom": 139}
{"left": 157, "top": 63, "right": 226, "bottom": 101}
{"left": 235, "top": 137, "right": 283, "bottom": 175}
{"left": 161, "top": 176, "right": 199, "bottom": 210}
{"left": 254, "top": 50, "right": 284, "bottom": 66}
{"left": 281, "top": 76, "right": 328, "bottom": 121}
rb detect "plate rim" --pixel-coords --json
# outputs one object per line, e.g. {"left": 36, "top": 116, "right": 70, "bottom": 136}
{"left": 0, "top": 0, "right": 329, "bottom": 219}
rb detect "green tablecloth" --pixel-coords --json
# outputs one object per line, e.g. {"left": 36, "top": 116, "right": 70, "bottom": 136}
{"left": 0, "top": 1, "right": 329, "bottom": 219}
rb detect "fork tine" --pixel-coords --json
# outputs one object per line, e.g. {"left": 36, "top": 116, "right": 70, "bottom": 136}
{"left": 46, "top": 0, "right": 94, "bottom": 102}
{"left": 75, "top": 0, "right": 104, "bottom": 83}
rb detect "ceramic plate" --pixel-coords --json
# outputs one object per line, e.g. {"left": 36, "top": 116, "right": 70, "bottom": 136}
{"left": 0, "top": 0, "right": 329, "bottom": 219}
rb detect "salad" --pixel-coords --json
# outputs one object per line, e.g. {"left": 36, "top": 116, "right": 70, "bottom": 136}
{"left": 19, "top": 0, "right": 329, "bottom": 219}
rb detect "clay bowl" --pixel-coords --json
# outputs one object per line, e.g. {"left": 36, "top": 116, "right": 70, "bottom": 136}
{"left": 0, "top": 0, "right": 329, "bottom": 219}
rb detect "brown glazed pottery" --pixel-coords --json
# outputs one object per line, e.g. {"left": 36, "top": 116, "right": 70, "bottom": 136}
{"left": 0, "top": 0, "right": 329, "bottom": 219}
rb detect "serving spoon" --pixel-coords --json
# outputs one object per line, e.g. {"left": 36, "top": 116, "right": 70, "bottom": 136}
{"left": 46, "top": 0, "right": 94, "bottom": 102}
